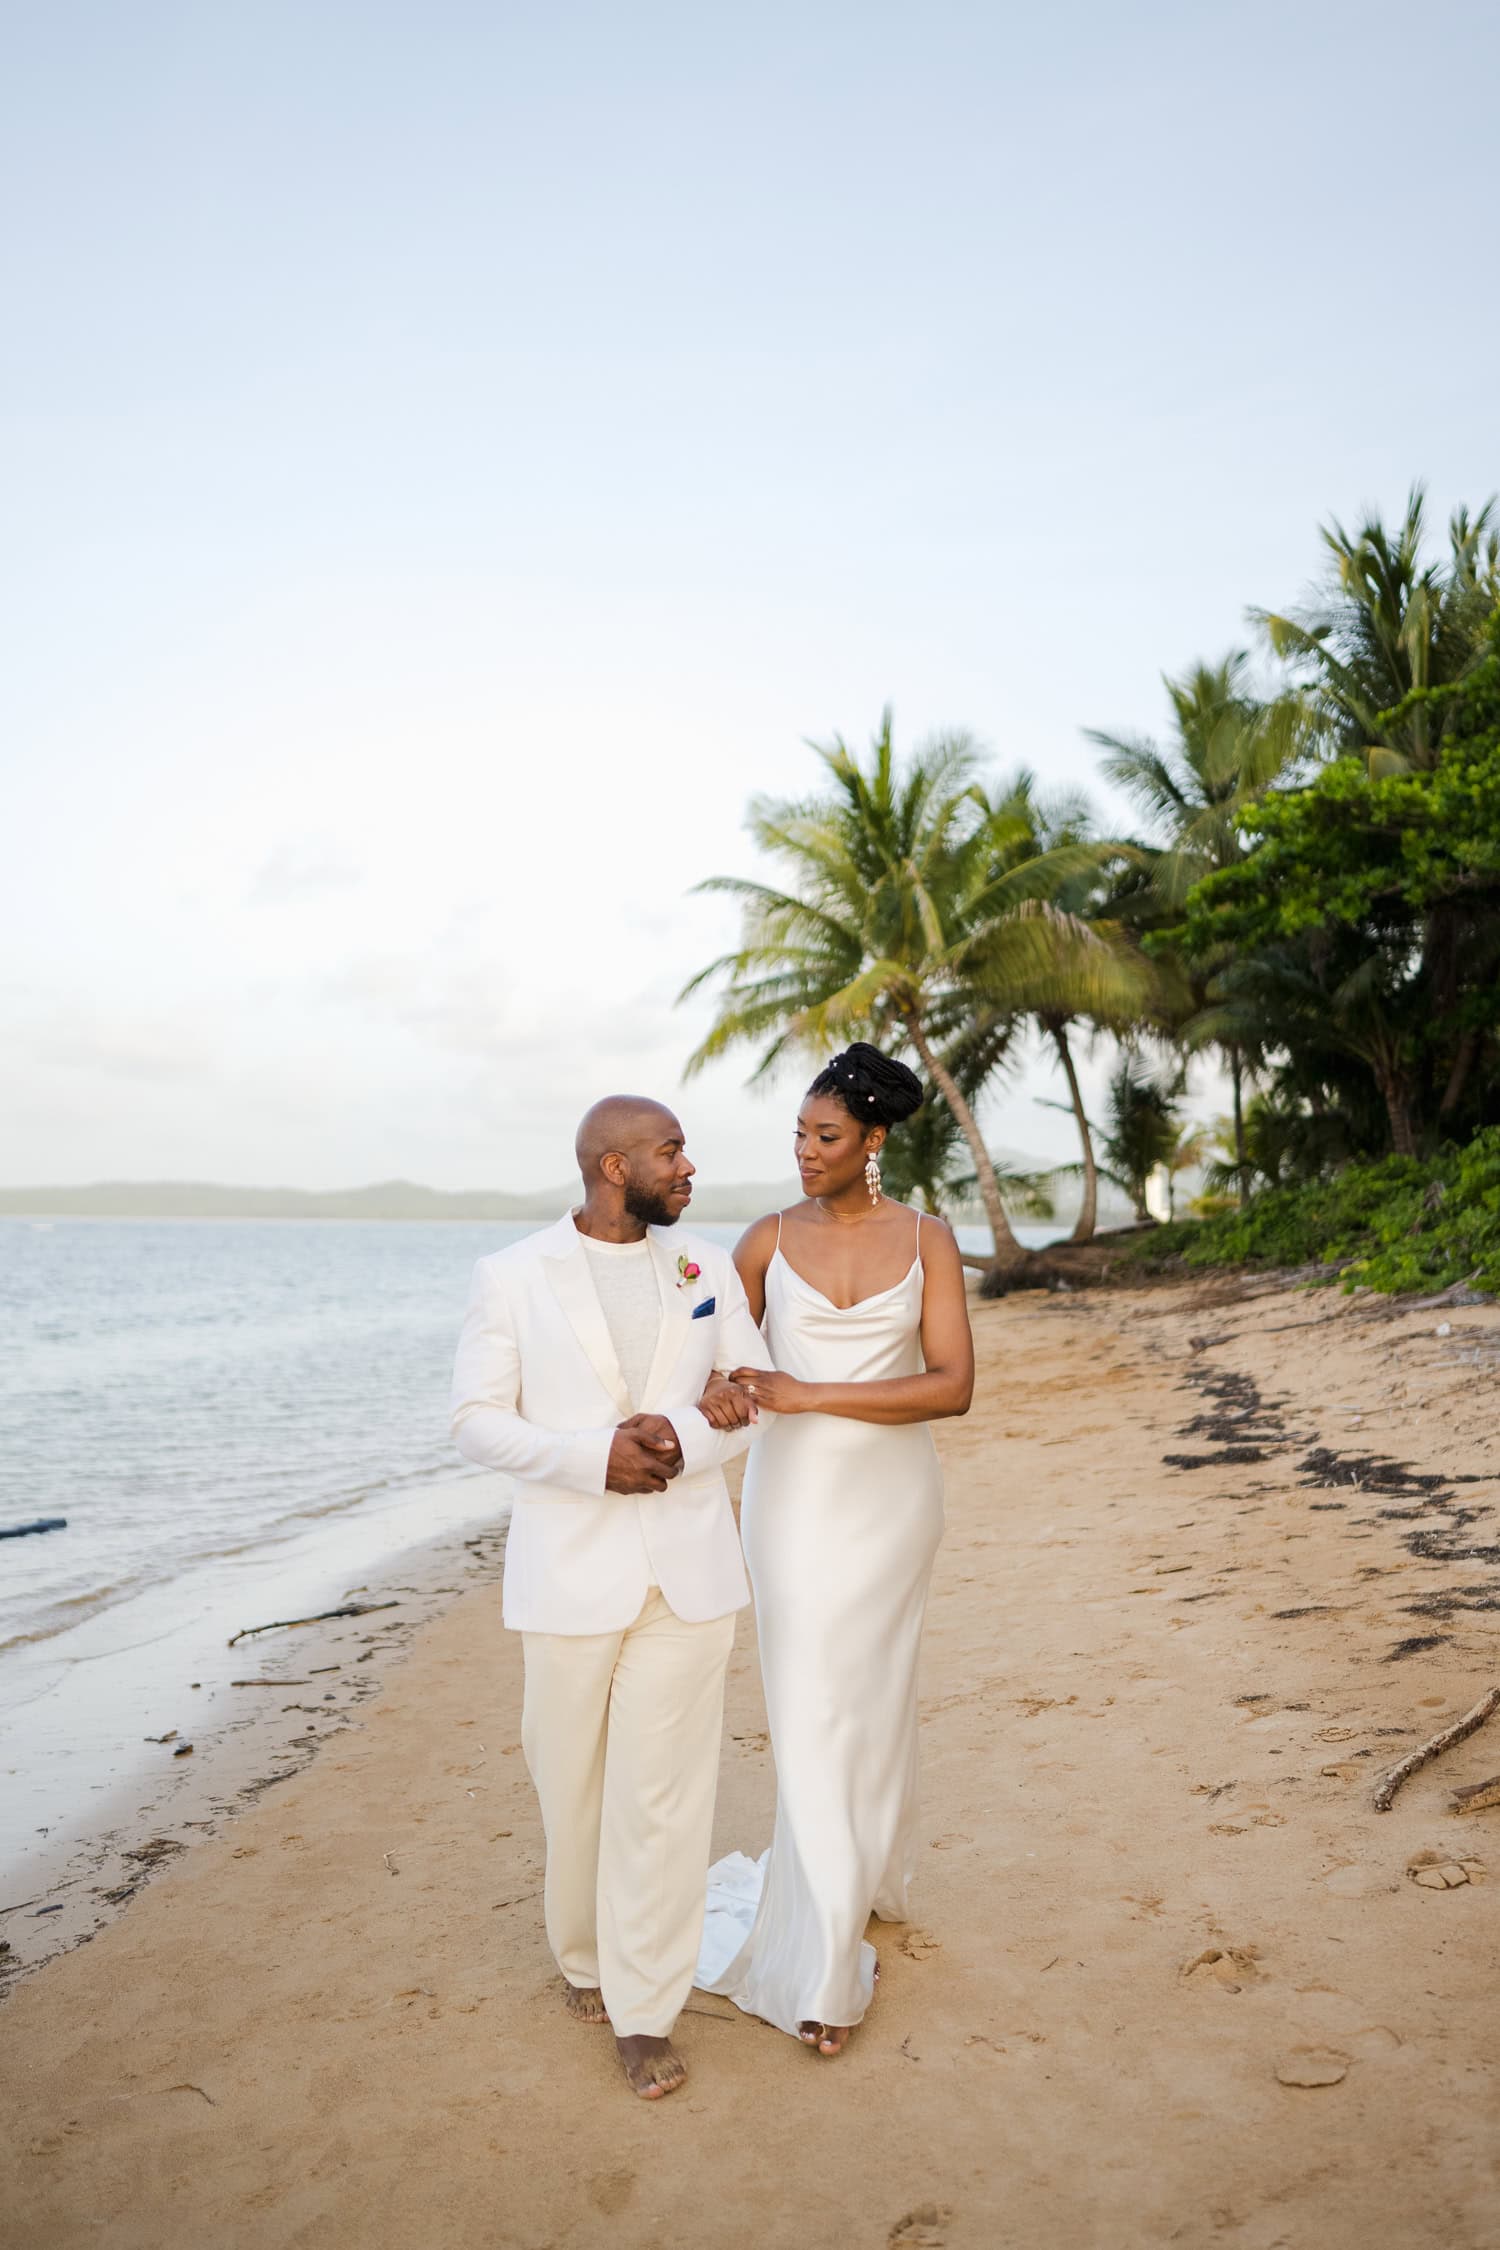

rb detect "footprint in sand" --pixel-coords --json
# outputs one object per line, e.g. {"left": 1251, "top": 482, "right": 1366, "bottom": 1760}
{"left": 889, "top": 2206, "right": 954, "bottom": 2248}
{"left": 588, "top": 2170, "right": 636, "bottom": 2216}
{"left": 899, "top": 1929, "right": 942, "bottom": 1960}
{"left": 1180, "top": 1946, "right": 1262, "bottom": 1993}
{"left": 1323, "top": 1863, "right": 1385, "bottom": 1897}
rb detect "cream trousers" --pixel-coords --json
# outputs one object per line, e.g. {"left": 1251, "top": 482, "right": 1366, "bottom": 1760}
{"left": 520, "top": 1589, "right": 737, "bottom": 2038}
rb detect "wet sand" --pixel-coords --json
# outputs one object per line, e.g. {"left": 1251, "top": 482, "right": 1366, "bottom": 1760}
{"left": 2, "top": 1275, "right": 1498, "bottom": 2249}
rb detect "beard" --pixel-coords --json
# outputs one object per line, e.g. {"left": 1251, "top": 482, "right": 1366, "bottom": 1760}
{"left": 623, "top": 1182, "right": 682, "bottom": 1228}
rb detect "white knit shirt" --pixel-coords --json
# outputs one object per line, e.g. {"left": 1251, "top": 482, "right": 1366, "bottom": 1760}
{"left": 580, "top": 1234, "right": 662, "bottom": 1410}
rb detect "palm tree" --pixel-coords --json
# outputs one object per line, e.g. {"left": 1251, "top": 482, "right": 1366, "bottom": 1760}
{"left": 982, "top": 775, "right": 1151, "bottom": 1243}
{"left": 1097, "top": 1061, "right": 1202, "bottom": 1221}
{"left": 680, "top": 713, "right": 1136, "bottom": 1285}
{"left": 878, "top": 1012, "right": 1056, "bottom": 1234}
{"left": 1087, "top": 654, "right": 1308, "bottom": 1202}
{"left": 1253, "top": 486, "right": 1498, "bottom": 774}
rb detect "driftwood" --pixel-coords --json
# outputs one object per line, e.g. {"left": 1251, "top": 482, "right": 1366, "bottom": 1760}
{"left": 0, "top": 1517, "right": 67, "bottom": 1541}
{"left": 227, "top": 1600, "right": 398, "bottom": 1648}
{"left": 1372, "top": 1684, "right": 1500, "bottom": 1812}
{"left": 1450, "top": 1773, "right": 1500, "bottom": 1815}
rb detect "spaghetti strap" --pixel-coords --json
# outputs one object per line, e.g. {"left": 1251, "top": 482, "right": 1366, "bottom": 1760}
{"left": 914, "top": 1207, "right": 923, "bottom": 1251}
{"left": 775, "top": 1211, "right": 784, "bottom": 1253}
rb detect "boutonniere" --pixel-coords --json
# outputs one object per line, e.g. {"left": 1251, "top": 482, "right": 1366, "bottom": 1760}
{"left": 676, "top": 1254, "right": 702, "bottom": 1291}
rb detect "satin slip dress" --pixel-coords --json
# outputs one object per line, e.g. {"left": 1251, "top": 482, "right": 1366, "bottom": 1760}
{"left": 696, "top": 1209, "right": 944, "bottom": 2036}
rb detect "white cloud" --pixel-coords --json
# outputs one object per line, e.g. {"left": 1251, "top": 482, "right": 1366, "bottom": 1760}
{"left": 248, "top": 837, "right": 361, "bottom": 906}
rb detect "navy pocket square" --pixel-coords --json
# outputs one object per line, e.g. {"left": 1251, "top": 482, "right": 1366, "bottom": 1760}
{"left": 691, "top": 1296, "right": 717, "bottom": 1319}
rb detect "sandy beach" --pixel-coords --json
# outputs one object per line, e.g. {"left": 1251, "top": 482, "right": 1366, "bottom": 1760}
{"left": 3, "top": 1271, "right": 1498, "bottom": 2250}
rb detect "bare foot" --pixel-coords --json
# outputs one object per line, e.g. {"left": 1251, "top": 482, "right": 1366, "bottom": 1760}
{"left": 563, "top": 1982, "right": 609, "bottom": 2025}
{"left": 616, "top": 2035, "right": 686, "bottom": 2099}
{"left": 797, "top": 2021, "right": 853, "bottom": 2056}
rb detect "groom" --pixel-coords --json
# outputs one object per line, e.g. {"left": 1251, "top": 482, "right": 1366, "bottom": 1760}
{"left": 450, "top": 1096, "right": 768, "bottom": 2099}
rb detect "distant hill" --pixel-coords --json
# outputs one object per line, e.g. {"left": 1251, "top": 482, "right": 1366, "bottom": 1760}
{"left": 0, "top": 1178, "right": 803, "bottom": 1223}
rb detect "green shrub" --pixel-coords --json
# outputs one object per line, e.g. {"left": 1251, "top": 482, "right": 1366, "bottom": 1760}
{"left": 1121, "top": 1128, "right": 1500, "bottom": 1295}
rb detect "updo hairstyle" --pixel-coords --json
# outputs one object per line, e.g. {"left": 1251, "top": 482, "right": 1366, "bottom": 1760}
{"left": 807, "top": 1042, "right": 924, "bottom": 1130}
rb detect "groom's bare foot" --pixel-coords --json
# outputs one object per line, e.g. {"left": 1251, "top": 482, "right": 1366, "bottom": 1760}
{"left": 798, "top": 2021, "right": 853, "bottom": 2056}
{"left": 616, "top": 2035, "right": 687, "bottom": 2099}
{"left": 563, "top": 1982, "right": 609, "bottom": 2025}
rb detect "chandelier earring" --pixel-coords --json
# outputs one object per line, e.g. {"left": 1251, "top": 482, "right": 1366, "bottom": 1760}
{"left": 864, "top": 1147, "right": 883, "bottom": 1206}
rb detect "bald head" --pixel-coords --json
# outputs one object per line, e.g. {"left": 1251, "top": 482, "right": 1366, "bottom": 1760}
{"left": 573, "top": 1096, "right": 694, "bottom": 1230}
{"left": 575, "top": 1096, "right": 682, "bottom": 1179}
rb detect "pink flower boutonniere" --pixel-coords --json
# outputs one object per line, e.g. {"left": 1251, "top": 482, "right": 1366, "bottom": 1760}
{"left": 676, "top": 1254, "right": 702, "bottom": 1290}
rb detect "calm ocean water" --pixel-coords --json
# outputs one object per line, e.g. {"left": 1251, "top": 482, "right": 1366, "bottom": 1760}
{"left": 0, "top": 1213, "right": 1057, "bottom": 1655}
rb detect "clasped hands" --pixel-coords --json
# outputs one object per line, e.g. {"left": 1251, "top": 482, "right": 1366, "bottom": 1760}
{"left": 603, "top": 1374, "right": 773, "bottom": 1495}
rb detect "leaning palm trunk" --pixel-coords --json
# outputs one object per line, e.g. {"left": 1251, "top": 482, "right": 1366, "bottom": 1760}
{"left": 1052, "top": 1026, "right": 1098, "bottom": 1244}
{"left": 902, "top": 1014, "right": 1029, "bottom": 1276}
{"left": 1228, "top": 1045, "right": 1248, "bottom": 1209}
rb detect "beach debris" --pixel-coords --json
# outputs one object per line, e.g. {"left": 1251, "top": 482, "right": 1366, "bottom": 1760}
{"left": 681, "top": 1994, "right": 738, "bottom": 2021}
{"left": 166, "top": 2083, "right": 217, "bottom": 2107}
{"left": 1372, "top": 1684, "right": 1500, "bottom": 1811}
{"left": 173, "top": 1742, "right": 194, "bottom": 1756}
{"left": 0, "top": 1517, "right": 67, "bottom": 1540}
{"left": 231, "top": 1678, "right": 311, "bottom": 1688}
{"left": 1407, "top": 1851, "right": 1484, "bottom": 1889}
{"left": 227, "top": 1600, "right": 398, "bottom": 1647}
{"left": 1276, "top": 2046, "right": 1350, "bottom": 2088}
{"left": 383, "top": 1853, "right": 399, "bottom": 1876}
{"left": 124, "top": 1838, "right": 186, "bottom": 1865}
{"left": 144, "top": 1730, "right": 179, "bottom": 1744}
{"left": 1450, "top": 1773, "right": 1500, "bottom": 1814}
{"left": 33, "top": 1903, "right": 63, "bottom": 1916}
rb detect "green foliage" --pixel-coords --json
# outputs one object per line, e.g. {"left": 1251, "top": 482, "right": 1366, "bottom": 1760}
{"left": 1252, "top": 487, "right": 1499, "bottom": 773}
{"left": 1179, "top": 609, "right": 1500, "bottom": 1154}
{"left": 1124, "top": 1128, "right": 1500, "bottom": 1296}
{"left": 1185, "top": 633, "right": 1500, "bottom": 942}
{"left": 686, "top": 489, "right": 1500, "bottom": 1281}
{"left": 1097, "top": 1060, "right": 1188, "bottom": 1217}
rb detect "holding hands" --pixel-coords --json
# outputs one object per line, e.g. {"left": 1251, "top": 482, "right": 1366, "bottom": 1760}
{"left": 695, "top": 1375, "right": 759, "bottom": 1431}
{"left": 604, "top": 1371, "right": 802, "bottom": 1493}
{"left": 728, "top": 1366, "right": 813, "bottom": 1415}
{"left": 606, "top": 1413, "right": 683, "bottom": 1494}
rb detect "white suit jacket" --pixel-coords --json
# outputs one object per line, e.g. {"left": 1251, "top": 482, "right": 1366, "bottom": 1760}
{"left": 450, "top": 1213, "right": 773, "bottom": 1634}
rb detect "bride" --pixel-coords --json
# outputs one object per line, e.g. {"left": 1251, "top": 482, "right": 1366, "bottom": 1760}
{"left": 696, "top": 1042, "right": 974, "bottom": 2055}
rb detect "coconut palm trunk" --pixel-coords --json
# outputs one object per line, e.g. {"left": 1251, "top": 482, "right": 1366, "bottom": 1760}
{"left": 902, "top": 1013, "right": 1029, "bottom": 1276}
{"left": 1228, "top": 1044, "right": 1248, "bottom": 1209}
{"left": 1379, "top": 1074, "right": 1418, "bottom": 1157}
{"left": 1048, "top": 1023, "right": 1098, "bottom": 1245}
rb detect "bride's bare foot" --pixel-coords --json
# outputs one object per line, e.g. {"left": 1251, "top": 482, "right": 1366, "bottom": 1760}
{"left": 797, "top": 2021, "right": 853, "bottom": 2056}
{"left": 562, "top": 1982, "right": 608, "bottom": 2025}
{"left": 616, "top": 2035, "right": 687, "bottom": 2099}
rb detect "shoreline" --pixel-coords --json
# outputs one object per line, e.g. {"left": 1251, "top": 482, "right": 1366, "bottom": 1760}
{"left": 4, "top": 1273, "right": 1499, "bottom": 2246}
{"left": 0, "top": 1474, "right": 512, "bottom": 1986}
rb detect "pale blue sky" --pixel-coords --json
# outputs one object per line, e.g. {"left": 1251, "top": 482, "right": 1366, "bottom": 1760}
{"left": 4, "top": 1, "right": 1497, "bottom": 1190}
